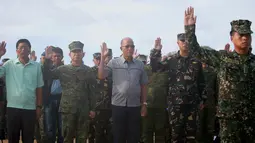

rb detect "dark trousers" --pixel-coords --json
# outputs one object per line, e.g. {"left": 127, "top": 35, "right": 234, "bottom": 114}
{"left": 112, "top": 105, "right": 140, "bottom": 143}
{"left": 141, "top": 108, "right": 167, "bottom": 143}
{"left": 7, "top": 107, "right": 36, "bottom": 143}
{"left": 95, "top": 109, "right": 112, "bottom": 143}
{"left": 0, "top": 102, "right": 6, "bottom": 139}
{"left": 44, "top": 97, "right": 63, "bottom": 143}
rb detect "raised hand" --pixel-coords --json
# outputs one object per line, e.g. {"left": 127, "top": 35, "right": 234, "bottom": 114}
{"left": 0, "top": 41, "right": 7, "bottom": 57}
{"left": 224, "top": 43, "right": 231, "bottom": 52}
{"left": 161, "top": 55, "right": 167, "bottom": 62}
{"left": 100, "top": 42, "right": 109, "bottom": 59}
{"left": 30, "top": 50, "right": 37, "bottom": 61}
{"left": 45, "top": 46, "right": 53, "bottom": 59}
{"left": 184, "top": 7, "right": 197, "bottom": 26}
{"left": 133, "top": 49, "right": 139, "bottom": 58}
{"left": 154, "top": 37, "right": 162, "bottom": 50}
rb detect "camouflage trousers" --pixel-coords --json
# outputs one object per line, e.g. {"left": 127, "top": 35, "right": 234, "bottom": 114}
{"left": 219, "top": 118, "right": 255, "bottom": 143}
{"left": 198, "top": 106, "right": 216, "bottom": 143}
{"left": 169, "top": 104, "right": 199, "bottom": 143}
{"left": 61, "top": 111, "right": 89, "bottom": 143}
{"left": 88, "top": 119, "right": 96, "bottom": 143}
{"left": 94, "top": 109, "right": 112, "bottom": 143}
{"left": 141, "top": 108, "right": 168, "bottom": 143}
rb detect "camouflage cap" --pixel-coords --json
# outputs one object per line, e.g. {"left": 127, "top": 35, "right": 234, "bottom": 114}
{"left": 136, "top": 54, "right": 147, "bottom": 62}
{"left": 107, "top": 49, "right": 112, "bottom": 57}
{"left": 93, "top": 52, "right": 101, "bottom": 60}
{"left": 177, "top": 33, "right": 185, "bottom": 41}
{"left": 68, "top": 41, "right": 84, "bottom": 52}
{"left": 231, "top": 19, "right": 253, "bottom": 34}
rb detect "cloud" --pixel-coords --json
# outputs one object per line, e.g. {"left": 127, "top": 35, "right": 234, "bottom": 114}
{"left": 0, "top": 0, "right": 254, "bottom": 66}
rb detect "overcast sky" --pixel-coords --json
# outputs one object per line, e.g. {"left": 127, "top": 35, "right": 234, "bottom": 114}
{"left": 0, "top": 0, "right": 254, "bottom": 66}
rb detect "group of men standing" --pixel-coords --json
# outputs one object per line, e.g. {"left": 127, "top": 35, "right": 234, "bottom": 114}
{"left": 0, "top": 6, "right": 254, "bottom": 143}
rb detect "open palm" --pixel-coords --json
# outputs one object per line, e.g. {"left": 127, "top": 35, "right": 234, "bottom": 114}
{"left": 0, "top": 41, "right": 7, "bottom": 57}
{"left": 184, "top": 7, "right": 197, "bottom": 26}
{"left": 101, "top": 42, "right": 109, "bottom": 59}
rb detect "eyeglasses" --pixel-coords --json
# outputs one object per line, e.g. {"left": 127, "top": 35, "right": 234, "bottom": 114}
{"left": 122, "top": 45, "right": 135, "bottom": 49}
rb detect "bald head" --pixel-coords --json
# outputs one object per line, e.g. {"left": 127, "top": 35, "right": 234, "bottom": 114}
{"left": 120, "top": 37, "right": 135, "bottom": 59}
{"left": 121, "top": 37, "right": 134, "bottom": 46}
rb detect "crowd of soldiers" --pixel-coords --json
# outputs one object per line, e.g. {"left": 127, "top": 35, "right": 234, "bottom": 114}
{"left": 0, "top": 6, "right": 254, "bottom": 143}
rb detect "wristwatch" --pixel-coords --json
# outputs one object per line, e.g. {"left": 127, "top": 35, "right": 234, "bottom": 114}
{"left": 142, "top": 102, "right": 148, "bottom": 106}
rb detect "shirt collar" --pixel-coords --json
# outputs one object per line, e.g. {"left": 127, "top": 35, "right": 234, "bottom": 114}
{"left": 176, "top": 50, "right": 190, "bottom": 59}
{"left": 120, "top": 56, "right": 134, "bottom": 63}
{"left": 15, "top": 58, "right": 34, "bottom": 65}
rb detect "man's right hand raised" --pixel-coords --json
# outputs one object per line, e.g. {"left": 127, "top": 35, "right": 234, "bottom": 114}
{"left": 45, "top": 46, "right": 53, "bottom": 59}
{"left": 184, "top": 6, "right": 197, "bottom": 26}
{"left": 0, "top": 41, "right": 7, "bottom": 58}
{"left": 100, "top": 42, "right": 109, "bottom": 60}
{"left": 224, "top": 43, "right": 232, "bottom": 52}
{"left": 154, "top": 37, "right": 162, "bottom": 50}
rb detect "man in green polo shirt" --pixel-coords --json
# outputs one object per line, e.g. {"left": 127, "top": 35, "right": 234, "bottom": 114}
{"left": 0, "top": 39, "right": 44, "bottom": 143}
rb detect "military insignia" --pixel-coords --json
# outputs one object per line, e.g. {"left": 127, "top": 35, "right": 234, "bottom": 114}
{"left": 96, "top": 79, "right": 101, "bottom": 84}
{"left": 184, "top": 75, "right": 192, "bottom": 80}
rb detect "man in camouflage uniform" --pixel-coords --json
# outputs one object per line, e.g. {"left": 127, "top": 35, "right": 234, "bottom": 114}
{"left": 87, "top": 52, "right": 101, "bottom": 143}
{"left": 150, "top": 35, "right": 205, "bottom": 142}
{"left": 43, "top": 41, "right": 97, "bottom": 143}
{"left": 184, "top": 7, "right": 255, "bottom": 142}
{"left": 137, "top": 54, "right": 169, "bottom": 143}
{"left": 91, "top": 49, "right": 113, "bottom": 143}
{"left": 199, "top": 61, "right": 217, "bottom": 143}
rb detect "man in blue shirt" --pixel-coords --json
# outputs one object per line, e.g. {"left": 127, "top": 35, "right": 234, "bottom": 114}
{"left": 39, "top": 47, "right": 64, "bottom": 143}
{"left": 0, "top": 39, "right": 44, "bottom": 143}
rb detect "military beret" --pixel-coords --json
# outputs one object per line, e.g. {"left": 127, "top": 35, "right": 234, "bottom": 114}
{"left": 136, "top": 54, "right": 147, "bottom": 62}
{"left": 93, "top": 52, "right": 101, "bottom": 59}
{"left": 231, "top": 19, "right": 253, "bottom": 34}
{"left": 107, "top": 49, "right": 112, "bottom": 57}
{"left": 177, "top": 33, "right": 185, "bottom": 41}
{"left": 41, "top": 52, "right": 45, "bottom": 56}
{"left": 68, "top": 41, "right": 84, "bottom": 52}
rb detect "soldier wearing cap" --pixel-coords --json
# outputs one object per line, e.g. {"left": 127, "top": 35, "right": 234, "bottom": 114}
{"left": 136, "top": 54, "right": 169, "bottom": 143}
{"left": 40, "top": 52, "right": 46, "bottom": 64}
{"left": 87, "top": 52, "right": 102, "bottom": 143}
{"left": 150, "top": 34, "right": 205, "bottom": 142}
{"left": 136, "top": 54, "right": 147, "bottom": 64}
{"left": 90, "top": 49, "right": 113, "bottom": 143}
{"left": 42, "top": 41, "right": 97, "bottom": 143}
{"left": 183, "top": 7, "right": 255, "bottom": 142}
{"left": 105, "top": 49, "right": 112, "bottom": 64}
